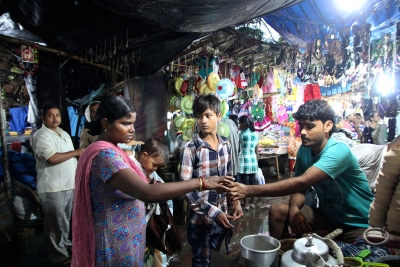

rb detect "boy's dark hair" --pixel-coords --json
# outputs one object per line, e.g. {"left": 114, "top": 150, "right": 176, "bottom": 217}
{"left": 88, "top": 95, "right": 136, "bottom": 136}
{"left": 239, "top": 115, "right": 255, "bottom": 132}
{"left": 293, "top": 99, "right": 335, "bottom": 135}
{"left": 355, "top": 113, "right": 362, "bottom": 117}
{"left": 228, "top": 114, "right": 239, "bottom": 126}
{"left": 193, "top": 94, "right": 220, "bottom": 117}
{"left": 139, "top": 138, "right": 169, "bottom": 165}
{"left": 41, "top": 103, "right": 60, "bottom": 116}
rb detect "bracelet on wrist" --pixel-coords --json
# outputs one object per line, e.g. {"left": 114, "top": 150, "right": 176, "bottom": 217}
{"left": 198, "top": 177, "right": 203, "bottom": 191}
{"left": 200, "top": 176, "right": 206, "bottom": 190}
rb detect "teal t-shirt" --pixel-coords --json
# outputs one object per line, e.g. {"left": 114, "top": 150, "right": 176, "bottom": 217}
{"left": 295, "top": 137, "right": 373, "bottom": 229}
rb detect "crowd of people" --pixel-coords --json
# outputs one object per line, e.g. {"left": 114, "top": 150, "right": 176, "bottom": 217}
{"left": 30, "top": 95, "right": 400, "bottom": 267}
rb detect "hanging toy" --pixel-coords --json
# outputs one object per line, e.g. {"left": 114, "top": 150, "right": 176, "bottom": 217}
{"left": 194, "top": 76, "right": 203, "bottom": 93}
{"left": 216, "top": 78, "right": 234, "bottom": 99}
{"left": 251, "top": 101, "right": 265, "bottom": 122}
{"left": 220, "top": 100, "right": 229, "bottom": 118}
{"left": 217, "top": 122, "right": 230, "bottom": 137}
{"left": 180, "top": 80, "right": 188, "bottom": 96}
{"left": 181, "top": 118, "right": 196, "bottom": 141}
{"left": 200, "top": 83, "right": 213, "bottom": 95}
{"left": 180, "top": 95, "right": 194, "bottom": 114}
{"left": 175, "top": 77, "right": 184, "bottom": 95}
{"left": 207, "top": 72, "right": 220, "bottom": 92}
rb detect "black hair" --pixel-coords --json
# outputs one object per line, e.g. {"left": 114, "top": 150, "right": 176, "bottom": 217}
{"left": 89, "top": 101, "right": 100, "bottom": 108}
{"left": 338, "top": 128, "right": 353, "bottom": 140}
{"left": 239, "top": 115, "right": 255, "bottom": 132}
{"left": 293, "top": 99, "right": 335, "bottom": 136}
{"left": 138, "top": 138, "right": 169, "bottom": 165}
{"left": 355, "top": 113, "right": 362, "bottom": 117}
{"left": 41, "top": 103, "right": 60, "bottom": 116}
{"left": 84, "top": 101, "right": 101, "bottom": 128}
{"left": 228, "top": 114, "right": 239, "bottom": 126}
{"left": 332, "top": 115, "right": 342, "bottom": 133}
{"left": 192, "top": 94, "right": 220, "bottom": 117}
{"left": 370, "top": 111, "right": 384, "bottom": 121}
{"left": 334, "top": 115, "right": 342, "bottom": 125}
{"left": 88, "top": 96, "right": 136, "bottom": 136}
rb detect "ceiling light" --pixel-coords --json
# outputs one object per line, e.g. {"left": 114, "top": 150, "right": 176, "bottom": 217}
{"left": 336, "top": 0, "right": 366, "bottom": 11}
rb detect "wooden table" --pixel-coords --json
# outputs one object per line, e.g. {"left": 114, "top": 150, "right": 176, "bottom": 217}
{"left": 258, "top": 153, "right": 287, "bottom": 179}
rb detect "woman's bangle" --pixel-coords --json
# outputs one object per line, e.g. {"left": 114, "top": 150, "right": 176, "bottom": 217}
{"left": 198, "top": 177, "right": 203, "bottom": 191}
{"left": 200, "top": 176, "right": 206, "bottom": 190}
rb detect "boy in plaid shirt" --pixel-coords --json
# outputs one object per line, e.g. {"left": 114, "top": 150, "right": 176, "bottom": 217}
{"left": 180, "top": 94, "right": 243, "bottom": 267}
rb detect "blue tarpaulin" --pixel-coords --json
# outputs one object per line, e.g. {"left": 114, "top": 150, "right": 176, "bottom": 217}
{"left": 263, "top": 0, "right": 399, "bottom": 46}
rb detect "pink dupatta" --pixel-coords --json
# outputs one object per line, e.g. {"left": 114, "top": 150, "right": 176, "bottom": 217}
{"left": 71, "top": 141, "right": 147, "bottom": 267}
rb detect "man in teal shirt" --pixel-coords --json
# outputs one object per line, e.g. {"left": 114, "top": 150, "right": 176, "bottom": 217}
{"left": 228, "top": 99, "right": 373, "bottom": 242}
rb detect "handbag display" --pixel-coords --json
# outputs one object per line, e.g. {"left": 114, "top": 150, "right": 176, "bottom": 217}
{"left": 145, "top": 179, "right": 182, "bottom": 255}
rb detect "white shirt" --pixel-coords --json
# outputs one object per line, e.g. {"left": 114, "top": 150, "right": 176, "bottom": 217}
{"left": 32, "top": 124, "right": 77, "bottom": 193}
{"left": 351, "top": 144, "right": 387, "bottom": 190}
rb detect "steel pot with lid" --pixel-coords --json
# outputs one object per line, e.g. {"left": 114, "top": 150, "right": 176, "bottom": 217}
{"left": 281, "top": 234, "right": 344, "bottom": 267}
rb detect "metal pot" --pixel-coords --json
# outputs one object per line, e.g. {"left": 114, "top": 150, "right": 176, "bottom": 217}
{"left": 239, "top": 234, "right": 280, "bottom": 267}
{"left": 281, "top": 234, "right": 341, "bottom": 267}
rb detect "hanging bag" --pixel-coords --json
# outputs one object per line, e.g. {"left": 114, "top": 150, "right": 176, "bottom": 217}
{"left": 146, "top": 180, "right": 182, "bottom": 255}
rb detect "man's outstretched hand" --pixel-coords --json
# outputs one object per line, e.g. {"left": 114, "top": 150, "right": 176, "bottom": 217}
{"left": 226, "top": 182, "right": 248, "bottom": 201}
{"left": 289, "top": 208, "right": 312, "bottom": 237}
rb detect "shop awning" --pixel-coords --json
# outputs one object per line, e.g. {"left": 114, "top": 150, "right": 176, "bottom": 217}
{"left": 263, "top": 0, "right": 398, "bottom": 46}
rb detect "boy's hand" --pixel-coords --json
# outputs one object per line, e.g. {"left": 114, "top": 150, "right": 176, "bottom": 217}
{"left": 226, "top": 182, "right": 248, "bottom": 201}
{"left": 230, "top": 200, "right": 243, "bottom": 221}
{"left": 216, "top": 212, "right": 234, "bottom": 229}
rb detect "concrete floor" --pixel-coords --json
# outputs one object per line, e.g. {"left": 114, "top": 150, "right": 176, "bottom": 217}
{"left": 1, "top": 176, "right": 290, "bottom": 267}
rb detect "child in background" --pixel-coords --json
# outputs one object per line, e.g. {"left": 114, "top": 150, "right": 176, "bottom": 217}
{"left": 123, "top": 138, "right": 173, "bottom": 214}
{"left": 238, "top": 115, "right": 259, "bottom": 211}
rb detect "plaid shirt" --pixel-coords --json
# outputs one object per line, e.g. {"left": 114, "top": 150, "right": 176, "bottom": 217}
{"left": 238, "top": 129, "right": 259, "bottom": 174}
{"left": 180, "top": 133, "right": 232, "bottom": 225}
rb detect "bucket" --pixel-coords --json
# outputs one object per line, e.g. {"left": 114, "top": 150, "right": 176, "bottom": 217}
{"left": 240, "top": 234, "right": 281, "bottom": 267}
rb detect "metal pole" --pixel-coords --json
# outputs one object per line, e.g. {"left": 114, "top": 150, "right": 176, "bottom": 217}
{"left": 0, "top": 85, "right": 12, "bottom": 200}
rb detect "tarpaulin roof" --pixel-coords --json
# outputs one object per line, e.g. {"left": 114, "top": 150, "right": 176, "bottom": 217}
{"left": 0, "top": 0, "right": 303, "bottom": 76}
{"left": 263, "top": 0, "right": 399, "bottom": 47}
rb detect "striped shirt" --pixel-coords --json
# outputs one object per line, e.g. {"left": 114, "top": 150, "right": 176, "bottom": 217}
{"left": 180, "top": 133, "right": 232, "bottom": 225}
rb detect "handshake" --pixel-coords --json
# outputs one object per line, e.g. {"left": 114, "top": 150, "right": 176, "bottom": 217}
{"left": 203, "top": 175, "right": 248, "bottom": 201}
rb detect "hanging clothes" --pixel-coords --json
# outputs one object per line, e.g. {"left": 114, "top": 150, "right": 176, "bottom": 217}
{"left": 67, "top": 106, "right": 85, "bottom": 137}
{"left": 304, "top": 84, "right": 322, "bottom": 102}
{"left": 9, "top": 106, "right": 28, "bottom": 133}
{"left": 27, "top": 101, "right": 36, "bottom": 124}
{"left": 266, "top": 67, "right": 276, "bottom": 93}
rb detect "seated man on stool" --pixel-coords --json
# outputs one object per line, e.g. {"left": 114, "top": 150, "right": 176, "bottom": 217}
{"left": 228, "top": 99, "right": 374, "bottom": 242}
